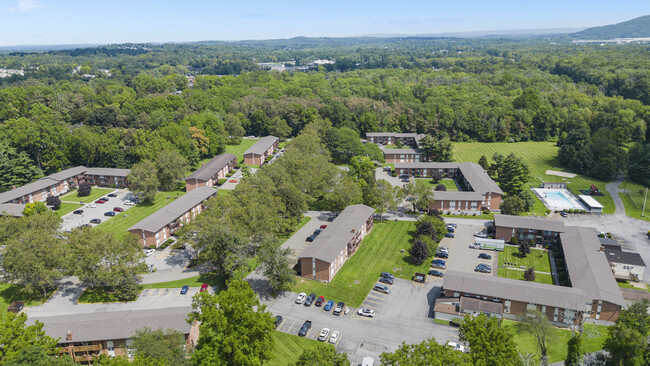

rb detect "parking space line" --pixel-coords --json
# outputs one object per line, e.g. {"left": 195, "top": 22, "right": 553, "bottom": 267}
{"left": 285, "top": 320, "right": 296, "bottom": 334}
{"left": 363, "top": 298, "right": 383, "bottom": 305}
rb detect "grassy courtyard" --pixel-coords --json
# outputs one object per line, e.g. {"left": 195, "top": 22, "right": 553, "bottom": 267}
{"left": 497, "top": 268, "right": 554, "bottom": 284}
{"left": 268, "top": 331, "right": 329, "bottom": 366}
{"left": 452, "top": 141, "right": 615, "bottom": 214}
{"left": 497, "top": 245, "right": 553, "bottom": 284}
{"left": 226, "top": 138, "right": 259, "bottom": 163}
{"left": 619, "top": 180, "right": 650, "bottom": 222}
{"left": 59, "top": 188, "right": 115, "bottom": 203}
{"left": 95, "top": 190, "right": 185, "bottom": 240}
{"left": 416, "top": 178, "right": 458, "bottom": 191}
{"left": 54, "top": 202, "right": 83, "bottom": 217}
{"left": 292, "top": 221, "right": 431, "bottom": 307}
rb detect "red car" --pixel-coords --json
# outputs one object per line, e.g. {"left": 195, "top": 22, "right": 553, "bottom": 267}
{"left": 95, "top": 199, "right": 105, "bottom": 204}
{"left": 315, "top": 296, "right": 325, "bottom": 307}
{"left": 320, "top": 224, "right": 328, "bottom": 229}
{"left": 200, "top": 283, "right": 209, "bottom": 292}
{"left": 113, "top": 207, "right": 124, "bottom": 212}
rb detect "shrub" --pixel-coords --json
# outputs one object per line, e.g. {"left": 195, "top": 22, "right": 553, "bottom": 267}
{"left": 482, "top": 208, "right": 490, "bottom": 215}
{"left": 78, "top": 181, "right": 92, "bottom": 197}
{"left": 46, "top": 195, "right": 61, "bottom": 210}
{"left": 226, "top": 172, "right": 233, "bottom": 177}
{"left": 147, "top": 244, "right": 157, "bottom": 250}
{"left": 450, "top": 317, "right": 464, "bottom": 327}
{"left": 217, "top": 178, "right": 227, "bottom": 185}
{"left": 417, "top": 235, "right": 438, "bottom": 256}
{"left": 392, "top": 172, "right": 397, "bottom": 177}
{"left": 523, "top": 267, "right": 536, "bottom": 281}
{"left": 510, "top": 236, "right": 519, "bottom": 245}
{"left": 435, "top": 184, "right": 447, "bottom": 191}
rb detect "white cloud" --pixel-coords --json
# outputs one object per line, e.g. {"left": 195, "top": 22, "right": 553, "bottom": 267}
{"left": 7, "top": 0, "right": 42, "bottom": 13}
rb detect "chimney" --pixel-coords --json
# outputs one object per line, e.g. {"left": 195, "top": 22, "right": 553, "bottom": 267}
{"left": 66, "top": 331, "right": 73, "bottom": 341}
{"left": 11, "top": 185, "right": 16, "bottom": 190}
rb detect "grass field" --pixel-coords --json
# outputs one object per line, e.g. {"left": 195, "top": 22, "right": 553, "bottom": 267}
{"left": 268, "top": 331, "right": 329, "bottom": 366}
{"left": 416, "top": 178, "right": 458, "bottom": 191}
{"left": 619, "top": 180, "right": 650, "bottom": 222}
{"left": 292, "top": 221, "right": 431, "bottom": 307}
{"left": 141, "top": 273, "right": 225, "bottom": 290}
{"left": 226, "top": 138, "right": 259, "bottom": 163}
{"left": 0, "top": 283, "right": 53, "bottom": 314}
{"left": 77, "top": 286, "right": 140, "bottom": 303}
{"left": 498, "top": 245, "right": 552, "bottom": 273}
{"left": 452, "top": 141, "right": 615, "bottom": 214}
{"left": 617, "top": 279, "right": 650, "bottom": 292}
{"left": 54, "top": 202, "right": 83, "bottom": 217}
{"left": 505, "top": 321, "right": 608, "bottom": 363}
{"left": 59, "top": 188, "right": 115, "bottom": 203}
{"left": 497, "top": 268, "right": 554, "bottom": 284}
{"left": 95, "top": 190, "right": 185, "bottom": 240}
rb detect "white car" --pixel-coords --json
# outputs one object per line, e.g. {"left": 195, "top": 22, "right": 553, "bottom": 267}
{"left": 469, "top": 243, "right": 481, "bottom": 249}
{"left": 86, "top": 203, "right": 96, "bottom": 208}
{"left": 357, "top": 308, "right": 375, "bottom": 317}
{"left": 447, "top": 341, "right": 466, "bottom": 352}
{"left": 144, "top": 249, "right": 155, "bottom": 257}
{"left": 328, "top": 331, "right": 340, "bottom": 344}
{"left": 438, "top": 246, "right": 449, "bottom": 253}
{"left": 295, "top": 292, "right": 307, "bottom": 304}
{"left": 317, "top": 328, "right": 330, "bottom": 341}
{"left": 124, "top": 200, "right": 135, "bottom": 206}
{"left": 474, "top": 232, "right": 488, "bottom": 238}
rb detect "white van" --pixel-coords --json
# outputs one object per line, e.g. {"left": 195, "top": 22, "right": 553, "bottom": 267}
{"left": 361, "top": 356, "right": 374, "bottom": 366}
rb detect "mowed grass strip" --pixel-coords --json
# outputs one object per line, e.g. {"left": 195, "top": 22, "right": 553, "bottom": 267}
{"left": 59, "top": 188, "right": 115, "bottom": 203}
{"left": 267, "top": 331, "right": 329, "bottom": 366}
{"left": 453, "top": 141, "right": 615, "bottom": 214}
{"left": 498, "top": 245, "right": 551, "bottom": 273}
{"left": 0, "top": 283, "right": 53, "bottom": 314}
{"left": 497, "top": 268, "right": 554, "bottom": 285}
{"left": 54, "top": 202, "right": 83, "bottom": 217}
{"left": 619, "top": 180, "right": 650, "bottom": 222}
{"left": 95, "top": 190, "right": 185, "bottom": 240}
{"left": 416, "top": 178, "right": 458, "bottom": 191}
{"left": 292, "top": 221, "right": 431, "bottom": 307}
{"left": 226, "top": 138, "right": 259, "bottom": 163}
{"left": 141, "top": 273, "right": 225, "bottom": 290}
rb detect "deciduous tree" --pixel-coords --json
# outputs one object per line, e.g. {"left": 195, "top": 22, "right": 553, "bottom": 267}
{"left": 372, "top": 179, "right": 399, "bottom": 220}
{"left": 516, "top": 310, "right": 551, "bottom": 365}
{"left": 523, "top": 267, "right": 536, "bottom": 281}
{"left": 22, "top": 201, "right": 48, "bottom": 216}
{"left": 132, "top": 327, "right": 189, "bottom": 365}
{"left": 500, "top": 195, "right": 526, "bottom": 216}
{"left": 0, "top": 142, "right": 43, "bottom": 193}
{"left": 257, "top": 241, "right": 295, "bottom": 295}
{"left": 293, "top": 345, "right": 349, "bottom": 366}
{"left": 45, "top": 195, "right": 61, "bottom": 210}
{"left": 409, "top": 238, "right": 429, "bottom": 265}
{"left": 419, "top": 135, "right": 453, "bottom": 162}
{"left": 603, "top": 299, "right": 650, "bottom": 365}
{"left": 127, "top": 159, "right": 159, "bottom": 204}
{"left": 77, "top": 181, "right": 92, "bottom": 197}
{"left": 155, "top": 150, "right": 189, "bottom": 191}
{"left": 459, "top": 313, "right": 521, "bottom": 366}
{"left": 565, "top": 332, "right": 583, "bottom": 366}
{"left": 0, "top": 312, "right": 61, "bottom": 364}
{"left": 380, "top": 338, "right": 469, "bottom": 365}
{"left": 490, "top": 153, "right": 531, "bottom": 195}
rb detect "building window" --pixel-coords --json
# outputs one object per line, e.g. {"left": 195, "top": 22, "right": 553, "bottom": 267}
{"left": 504, "top": 300, "right": 511, "bottom": 313}
{"left": 527, "top": 303, "right": 537, "bottom": 311}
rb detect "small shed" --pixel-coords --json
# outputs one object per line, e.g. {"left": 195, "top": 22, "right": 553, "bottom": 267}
{"left": 578, "top": 195, "right": 604, "bottom": 213}
{"left": 475, "top": 238, "right": 505, "bottom": 251}
{"left": 541, "top": 182, "right": 567, "bottom": 189}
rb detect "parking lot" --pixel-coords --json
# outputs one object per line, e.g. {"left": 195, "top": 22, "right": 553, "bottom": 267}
{"left": 144, "top": 244, "right": 194, "bottom": 272}
{"left": 443, "top": 222, "right": 498, "bottom": 277}
{"left": 60, "top": 189, "right": 135, "bottom": 232}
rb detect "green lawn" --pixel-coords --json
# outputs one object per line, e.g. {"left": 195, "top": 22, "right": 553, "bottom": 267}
{"left": 292, "top": 221, "right": 431, "bottom": 307}
{"left": 0, "top": 282, "right": 53, "bottom": 314}
{"left": 617, "top": 279, "right": 650, "bottom": 292}
{"left": 497, "top": 268, "right": 554, "bottom": 284}
{"left": 618, "top": 180, "right": 650, "bottom": 222}
{"left": 59, "top": 188, "right": 115, "bottom": 203}
{"left": 505, "top": 321, "right": 608, "bottom": 363}
{"left": 268, "top": 331, "right": 329, "bottom": 366}
{"left": 53, "top": 202, "right": 83, "bottom": 217}
{"left": 77, "top": 286, "right": 140, "bottom": 304}
{"left": 416, "top": 178, "right": 458, "bottom": 191}
{"left": 141, "top": 273, "right": 225, "bottom": 290}
{"left": 226, "top": 139, "right": 259, "bottom": 164}
{"left": 452, "top": 141, "right": 615, "bottom": 214}
{"left": 95, "top": 190, "right": 186, "bottom": 240}
{"left": 498, "top": 245, "right": 552, "bottom": 273}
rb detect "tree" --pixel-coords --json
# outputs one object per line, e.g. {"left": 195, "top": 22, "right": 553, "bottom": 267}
{"left": 416, "top": 215, "right": 447, "bottom": 242}
{"left": 478, "top": 155, "right": 489, "bottom": 170}
{"left": 435, "top": 184, "right": 447, "bottom": 191}
{"left": 0, "top": 141, "right": 43, "bottom": 193}
{"left": 127, "top": 159, "right": 159, "bottom": 204}
{"left": 45, "top": 195, "right": 61, "bottom": 210}
{"left": 3, "top": 345, "right": 76, "bottom": 366}
{"left": 500, "top": 195, "right": 526, "bottom": 216}
{"left": 132, "top": 327, "right": 189, "bottom": 365}
{"left": 510, "top": 236, "right": 519, "bottom": 245}
{"left": 257, "top": 241, "right": 295, "bottom": 295}
{"left": 0, "top": 311, "right": 60, "bottom": 364}
{"left": 432, "top": 170, "right": 443, "bottom": 183}
{"left": 418, "top": 135, "right": 453, "bottom": 162}
{"left": 628, "top": 142, "right": 650, "bottom": 186}
{"left": 77, "top": 181, "right": 92, "bottom": 196}
{"left": 409, "top": 238, "right": 429, "bottom": 265}
{"left": 372, "top": 179, "right": 399, "bottom": 220}
{"left": 603, "top": 299, "right": 650, "bottom": 365}
{"left": 294, "top": 345, "right": 349, "bottom": 366}
{"left": 565, "top": 332, "right": 583, "bottom": 366}
{"left": 189, "top": 279, "right": 275, "bottom": 366}
{"left": 523, "top": 267, "right": 535, "bottom": 281}
{"left": 155, "top": 150, "right": 189, "bottom": 191}
{"left": 224, "top": 114, "right": 245, "bottom": 145}
{"left": 22, "top": 201, "right": 48, "bottom": 216}
{"left": 380, "top": 338, "right": 469, "bottom": 365}
{"left": 490, "top": 153, "right": 531, "bottom": 195}
{"left": 401, "top": 181, "right": 433, "bottom": 212}
{"left": 518, "top": 241, "right": 531, "bottom": 257}
{"left": 458, "top": 313, "right": 521, "bottom": 366}
{"left": 516, "top": 310, "right": 552, "bottom": 366}
{"left": 416, "top": 221, "right": 437, "bottom": 241}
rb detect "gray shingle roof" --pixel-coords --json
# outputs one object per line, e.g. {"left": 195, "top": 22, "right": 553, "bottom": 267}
{"left": 561, "top": 227, "right": 626, "bottom": 307}
{"left": 0, "top": 178, "right": 58, "bottom": 203}
{"left": 602, "top": 244, "right": 646, "bottom": 266}
{"left": 244, "top": 136, "right": 279, "bottom": 156}
{"left": 298, "top": 204, "right": 375, "bottom": 263}
{"left": 459, "top": 296, "right": 504, "bottom": 314}
{"left": 394, "top": 162, "right": 458, "bottom": 169}
{"left": 443, "top": 270, "right": 589, "bottom": 311}
{"left": 382, "top": 148, "right": 420, "bottom": 155}
{"left": 47, "top": 166, "right": 88, "bottom": 181}
{"left": 84, "top": 167, "right": 130, "bottom": 177}
{"left": 27, "top": 307, "right": 192, "bottom": 344}
{"left": 494, "top": 215, "right": 566, "bottom": 233}
{"left": 366, "top": 132, "right": 419, "bottom": 138}
{"left": 127, "top": 187, "right": 217, "bottom": 233}
{"left": 394, "top": 162, "right": 503, "bottom": 195}
{"left": 186, "top": 154, "right": 237, "bottom": 181}
{"left": 433, "top": 191, "right": 484, "bottom": 201}
{"left": 0, "top": 203, "right": 25, "bottom": 217}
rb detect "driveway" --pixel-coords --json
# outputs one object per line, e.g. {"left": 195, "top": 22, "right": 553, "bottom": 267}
{"left": 605, "top": 175, "right": 626, "bottom": 217}
{"left": 60, "top": 189, "right": 135, "bottom": 231}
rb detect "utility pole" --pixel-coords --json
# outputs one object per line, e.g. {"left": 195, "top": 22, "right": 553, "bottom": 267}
{"left": 642, "top": 187, "right": 648, "bottom": 218}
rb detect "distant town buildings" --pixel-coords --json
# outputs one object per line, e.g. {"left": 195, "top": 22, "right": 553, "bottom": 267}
{"left": 0, "top": 68, "right": 24, "bottom": 78}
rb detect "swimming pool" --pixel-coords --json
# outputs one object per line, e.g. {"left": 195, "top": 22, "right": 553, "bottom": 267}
{"left": 531, "top": 188, "right": 586, "bottom": 211}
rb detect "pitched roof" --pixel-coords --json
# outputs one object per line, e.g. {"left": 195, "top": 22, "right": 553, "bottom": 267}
{"left": 298, "top": 204, "right": 375, "bottom": 263}
{"left": 602, "top": 244, "right": 646, "bottom": 266}
{"left": 186, "top": 154, "right": 237, "bottom": 181}
{"left": 84, "top": 167, "right": 130, "bottom": 177}
{"left": 459, "top": 296, "right": 504, "bottom": 314}
{"left": 0, "top": 178, "right": 59, "bottom": 203}
{"left": 443, "top": 270, "right": 588, "bottom": 311}
{"left": 0, "top": 203, "right": 25, "bottom": 217}
{"left": 127, "top": 187, "right": 217, "bottom": 233}
{"left": 494, "top": 214, "right": 566, "bottom": 233}
{"left": 47, "top": 166, "right": 88, "bottom": 181}
{"left": 433, "top": 191, "right": 484, "bottom": 201}
{"left": 393, "top": 162, "right": 502, "bottom": 195}
{"left": 244, "top": 136, "right": 279, "bottom": 155}
{"left": 382, "top": 148, "right": 420, "bottom": 155}
{"left": 561, "top": 227, "right": 626, "bottom": 307}
{"left": 394, "top": 162, "right": 459, "bottom": 169}
{"left": 27, "top": 307, "right": 192, "bottom": 344}
{"left": 366, "top": 132, "right": 419, "bottom": 138}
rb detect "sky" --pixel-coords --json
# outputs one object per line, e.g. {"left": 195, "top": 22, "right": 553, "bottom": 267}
{"left": 0, "top": 0, "right": 648, "bottom": 46}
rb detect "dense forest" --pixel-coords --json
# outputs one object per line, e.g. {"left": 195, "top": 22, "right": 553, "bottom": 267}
{"left": 0, "top": 37, "right": 649, "bottom": 188}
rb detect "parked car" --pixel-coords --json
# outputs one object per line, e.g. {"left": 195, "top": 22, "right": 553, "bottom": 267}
{"left": 320, "top": 224, "right": 328, "bottom": 229}
{"left": 295, "top": 292, "right": 307, "bottom": 304}
{"left": 435, "top": 251, "right": 449, "bottom": 259}
{"left": 94, "top": 200, "right": 105, "bottom": 204}
{"left": 446, "top": 226, "right": 455, "bottom": 232}
{"left": 147, "top": 264, "right": 154, "bottom": 272}
{"left": 306, "top": 235, "right": 315, "bottom": 242}
{"left": 475, "top": 266, "right": 491, "bottom": 273}
{"left": 113, "top": 207, "right": 124, "bottom": 212}
{"left": 104, "top": 211, "right": 116, "bottom": 217}
{"left": 124, "top": 200, "right": 135, "bottom": 206}
{"left": 378, "top": 276, "right": 394, "bottom": 285}
{"left": 144, "top": 249, "right": 155, "bottom": 257}
{"left": 328, "top": 330, "right": 340, "bottom": 344}
{"left": 381, "top": 272, "right": 394, "bottom": 280}
{"left": 357, "top": 308, "right": 375, "bottom": 317}
{"left": 469, "top": 243, "right": 481, "bottom": 249}
{"left": 73, "top": 209, "right": 84, "bottom": 215}
{"left": 298, "top": 321, "right": 312, "bottom": 337}
{"left": 180, "top": 285, "right": 189, "bottom": 295}
{"left": 274, "top": 315, "right": 283, "bottom": 329}
{"left": 431, "top": 259, "right": 446, "bottom": 269}
{"left": 561, "top": 211, "right": 568, "bottom": 217}
{"left": 383, "top": 166, "right": 392, "bottom": 171}
{"left": 445, "top": 233, "right": 455, "bottom": 238}
{"left": 428, "top": 269, "right": 444, "bottom": 277}
{"left": 333, "top": 302, "right": 345, "bottom": 315}
{"left": 438, "top": 246, "right": 449, "bottom": 253}
{"left": 478, "top": 253, "right": 492, "bottom": 260}
{"left": 7, "top": 301, "right": 24, "bottom": 313}
{"left": 477, "top": 263, "right": 492, "bottom": 270}
{"left": 107, "top": 193, "right": 117, "bottom": 197}
{"left": 373, "top": 284, "right": 391, "bottom": 294}
{"left": 100, "top": 197, "right": 109, "bottom": 201}
{"left": 474, "top": 232, "right": 488, "bottom": 238}
{"left": 324, "top": 300, "right": 334, "bottom": 311}
{"left": 86, "top": 203, "right": 96, "bottom": 208}
{"left": 447, "top": 341, "right": 466, "bottom": 352}
{"left": 317, "top": 328, "right": 331, "bottom": 341}
{"left": 447, "top": 223, "right": 457, "bottom": 228}
{"left": 89, "top": 218, "right": 101, "bottom": 224}
{"left": 315, "top": 296, "right": 325, "bottom": 307}
{"left": 304, "top": 293, "right": 317, "bottom": 306}
{"left": 401, "top": 178, "right": 409, "bottom": 182}
{"left": 200, "top": 283, "right": 209, "bottom": 292}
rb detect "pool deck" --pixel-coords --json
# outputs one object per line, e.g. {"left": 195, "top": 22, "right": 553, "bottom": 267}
{"left": 531, "top": 188, "right": 587, "bottom": 212}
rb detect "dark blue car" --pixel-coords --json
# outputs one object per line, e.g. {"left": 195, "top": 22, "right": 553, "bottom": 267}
{"left": 324, "top": 300, "right": 334, "bottom": 311}
{"left": 180, "top": 285, "right": 189, "bottom": 294}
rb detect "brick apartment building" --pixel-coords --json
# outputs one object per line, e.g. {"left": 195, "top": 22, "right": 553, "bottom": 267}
{"left": 243, "top": 136, "right": 279, "bottom": 165}
{"left": 366, "top": 132, "right": 423, "bottom": 147}
{"left": 185, "top": 153, "right": 237, "bottom": 191}
{"left": 494, "top": 214, "right": 566, "bottom": 244}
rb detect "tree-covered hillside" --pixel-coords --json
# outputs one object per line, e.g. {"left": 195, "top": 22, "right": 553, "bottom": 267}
{"left": 572, "top": 15, "right": 650, "bottom": 39}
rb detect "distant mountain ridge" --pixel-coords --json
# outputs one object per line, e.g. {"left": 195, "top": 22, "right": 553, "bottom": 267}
{"left": 572, "top": 15, "right": 650, "bottom": 39}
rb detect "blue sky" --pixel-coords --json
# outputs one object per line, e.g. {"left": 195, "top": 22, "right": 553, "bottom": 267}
{"left": 0, "top": 0, "right": 648, "bottom": 46}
